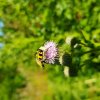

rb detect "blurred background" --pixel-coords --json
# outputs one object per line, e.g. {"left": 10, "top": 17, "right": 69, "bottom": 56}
{"left": 0, "top": 0, "right": 100, "bottom": 100}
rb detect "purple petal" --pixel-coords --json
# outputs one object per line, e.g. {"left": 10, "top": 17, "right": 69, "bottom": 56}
{"left": 44, "top": 41, "right": 58, "bottom": 64}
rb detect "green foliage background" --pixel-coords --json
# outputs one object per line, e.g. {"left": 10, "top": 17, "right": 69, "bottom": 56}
{"left": 0, "top": 0, "right": 100, "bottom": 100}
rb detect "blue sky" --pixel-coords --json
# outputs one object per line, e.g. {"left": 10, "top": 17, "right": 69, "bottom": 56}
{"left": 0, "top": 43, "right": 4, "bottom": 48}
{"left": 0, "top": 21, "right": 4, "bottom": 48}
{"left": 0, "top": 31, "right": 4, "bottom": 36}
{"left": 0, "top": 21, "right": 4, "bottom": 28}
{"left": 0, "top": 21, "right": 4, "bottom": 36}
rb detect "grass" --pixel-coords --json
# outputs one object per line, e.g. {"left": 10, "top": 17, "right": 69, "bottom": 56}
{"left": 17, "top": 65, "right": 100, "bottom": 100}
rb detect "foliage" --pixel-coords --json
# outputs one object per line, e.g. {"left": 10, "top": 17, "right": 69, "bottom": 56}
{"left": 0, "top": 0, "right": 100, "bottom": 100}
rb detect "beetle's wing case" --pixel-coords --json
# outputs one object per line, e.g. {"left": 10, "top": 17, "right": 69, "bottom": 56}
{"left": 39, "top": 46, "right": 46, "bottom": 51}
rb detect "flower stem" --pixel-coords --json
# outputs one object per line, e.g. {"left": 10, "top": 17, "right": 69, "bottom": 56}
{"left": 82, "top": 47, "right": 100, "bottom": 55}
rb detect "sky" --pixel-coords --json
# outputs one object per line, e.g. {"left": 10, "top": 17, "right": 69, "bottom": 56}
{"left": 0, "top": 21, "right": 4, "bottom": 28}
{"left": 0, "top": 20, "right": 4, "bottom": 48}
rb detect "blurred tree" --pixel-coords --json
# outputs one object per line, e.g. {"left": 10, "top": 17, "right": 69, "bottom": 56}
{"left": 0, "top": 0, "right": 100, "bottom": 100}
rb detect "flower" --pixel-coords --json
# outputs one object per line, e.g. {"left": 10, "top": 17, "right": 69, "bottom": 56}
{"left": 65, "top": 36, "right": 73, "bottom": 45}
{"left": 64, "top": 67, "right": 69, "bottom": 77}
{"left": 59, "top": 52, "right": 72, "bottom": 66}
{"left": 44, "top": 41, "right": 58, "bottom": 64}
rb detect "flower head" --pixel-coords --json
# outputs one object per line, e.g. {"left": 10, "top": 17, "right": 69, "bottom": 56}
{"left": 44, "top": 41, "right": 58, "bottom": 64}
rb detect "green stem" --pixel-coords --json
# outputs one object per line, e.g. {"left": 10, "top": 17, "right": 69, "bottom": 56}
{"left": 82, "top": 47, "right": 100, "bottom": 56}
{"left": 79, "top": 30, "right": 87, "bottom": 42}
{"left": 79, "top": 42, "right": 89, "bottom": 47}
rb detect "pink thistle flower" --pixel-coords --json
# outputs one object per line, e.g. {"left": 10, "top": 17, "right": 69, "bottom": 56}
{"left": 44, "top": 41, "right": 58, "bottom": 64}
